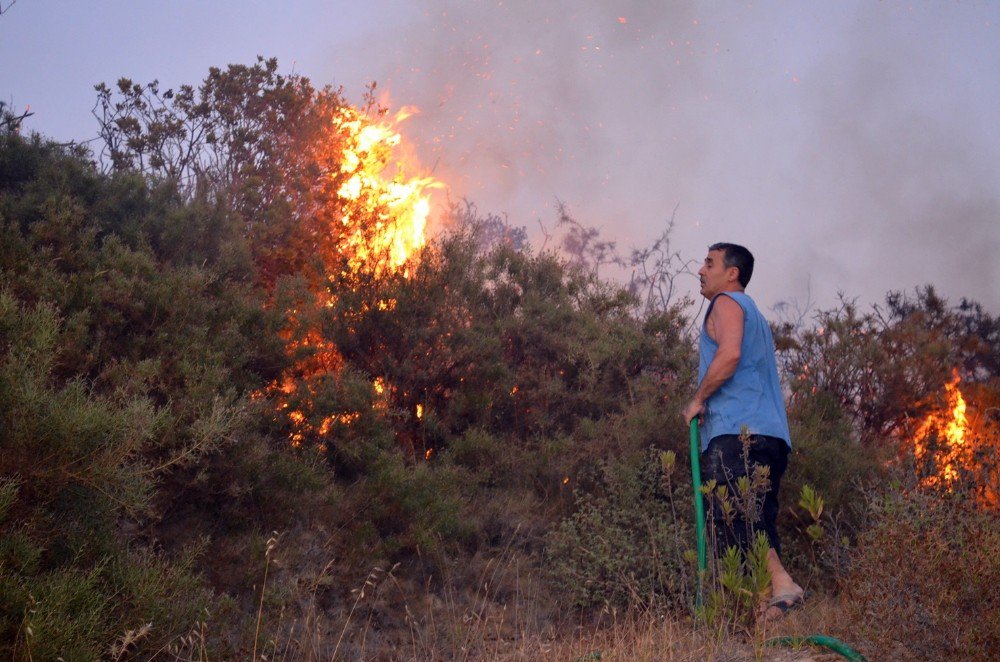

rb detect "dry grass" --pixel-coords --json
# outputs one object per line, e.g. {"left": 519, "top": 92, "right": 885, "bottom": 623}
{"left": 199, "top": 551, "right": 866, "bottom": 662}
{"left": 531, "top": 595, "right": 858, "bottom": 662}
{"left": 138, "top": 493, "right": 883, "bottom": 661}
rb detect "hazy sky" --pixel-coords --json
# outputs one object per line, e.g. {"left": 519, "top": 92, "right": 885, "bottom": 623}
{"left": 3, "top": 1, "right": 998, "bottom": 314}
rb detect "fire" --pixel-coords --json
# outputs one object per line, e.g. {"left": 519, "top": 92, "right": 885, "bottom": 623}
{"left": 332, "top": 105, "right": 441, "bottom": 275}
{"left": 914, "top": 372, "right": 972, "bottom": 493}
{"left": 259, "top": 100, "right": 443, "bottom": 446}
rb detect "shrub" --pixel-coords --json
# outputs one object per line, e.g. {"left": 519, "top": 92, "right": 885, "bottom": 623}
{"left": 0, "top": 129, "right": 276, "bottom": 659}
{"left": 545, "top": 448, "right": 694, "bottom": 612}
{"left": 779, "top": 389, "right": 886, "bottom": 586}
{"left": 358, "top": 448, "right": 476, "bottom": 561}
{"left": 843, "top": 484, "right": 1000, "bottom": 659}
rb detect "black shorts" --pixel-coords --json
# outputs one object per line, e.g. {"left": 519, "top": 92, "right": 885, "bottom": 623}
{"left": 701, "top": 433, "right": 790, "bottom": 557}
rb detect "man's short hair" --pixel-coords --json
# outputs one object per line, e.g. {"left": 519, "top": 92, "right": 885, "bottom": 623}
{"left": 708, "top": 242, "right": 754, "bottom": 288}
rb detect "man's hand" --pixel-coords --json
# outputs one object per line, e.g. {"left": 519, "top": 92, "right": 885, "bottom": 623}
{"left": 683, "top": 399, "right": 704, "bottom": 425}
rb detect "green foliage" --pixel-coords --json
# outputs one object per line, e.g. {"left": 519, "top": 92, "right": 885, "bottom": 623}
{"left": 0, "top": 134, "right": 277, "bottom": 497}
{"left": 0, "top": 124, "right": 284, "bottom": 657}
{"left": 15, "top": 565, "right": 110, "bottom": 660}
{"left": 443, "top": 428, "right": 508, "bottom": 487}
{"left": 360, "top": 449, "right": 474, "bottom": 558}
{"left": 1, "top": 546, "right": 215, "bottom": 660}
{"left": 783, "top": 393, "right": 876, "bottom": 570}
{"left": 0, "top": 292, "right": 155, "bottom": 537}
{"left": 545, "top": 448, "right": 693, "bottom": 611}
{"left": 783, "top": 388, "right": 876, "bottom": 517}
{"left": 106, "top": 545, "right": 216, "bottom": 649}
{"left": 798, "top": 485, "right": 825, "bottom": 543}
{"left": 699, "top": 533, "right": 772, "bottom": 633}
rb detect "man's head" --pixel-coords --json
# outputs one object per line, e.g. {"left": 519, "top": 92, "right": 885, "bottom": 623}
{"left": 698, "top": 242, "right": 754, "bottom": 299}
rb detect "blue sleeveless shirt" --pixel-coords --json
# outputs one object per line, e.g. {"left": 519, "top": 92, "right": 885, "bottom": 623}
{"left": 697, "top": 291, "right": 791, "bottom": 451}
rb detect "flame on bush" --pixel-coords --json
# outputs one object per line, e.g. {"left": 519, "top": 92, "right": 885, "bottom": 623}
{"left": 910, "top": 371, "right": 999, "bottom": 507}
{"left": 258, "top": 102, "right": 442, "bottom": 446}
{"left": 334, "top": 105, "right": 439, "bottom": 276}
{"left": 914, "top": 372, "right": 969, "bottom": 491}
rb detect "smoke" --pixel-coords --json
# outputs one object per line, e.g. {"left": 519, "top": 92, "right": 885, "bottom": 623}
{"left": 325, "top": 1, "right": 1000, "bottom": 313}
{"left": 791, "top": 6, "right": 1000, "bottom": 312}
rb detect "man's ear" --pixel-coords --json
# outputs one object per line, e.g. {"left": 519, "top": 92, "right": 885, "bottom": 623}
{"left": 727, "top": 266, "right": 740, "bottom": 284}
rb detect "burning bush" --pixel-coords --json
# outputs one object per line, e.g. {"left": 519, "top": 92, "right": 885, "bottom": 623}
{"left": 774, "top": 289, "right": 1000, "bottom": 589}
{"left": 913, "top": 373, "right": 1000, "bottom": 505}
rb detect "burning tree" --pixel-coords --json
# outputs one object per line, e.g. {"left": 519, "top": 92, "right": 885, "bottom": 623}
{"left": 769, "top": 286, "right": 1000, "bottom": 549}
{"left": 94, "top": 58, "right": 419, "bottom": 288}
{"left": 263, "top": 102, "right": 441, "bottom": 448}
{"left": 775, "top": 287, "right": 999, "bottom": 446}
{"left": 94, "top": 59, "right": 443, "bottom": 450}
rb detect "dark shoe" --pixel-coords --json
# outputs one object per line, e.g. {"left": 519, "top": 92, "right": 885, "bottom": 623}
{"left": 765, "top": 592, "right": 805, "bottom": 620}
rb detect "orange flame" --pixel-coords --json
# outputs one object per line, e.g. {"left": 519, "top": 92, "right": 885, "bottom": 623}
{"left": 332, "top": 105, "right": 441, "bottom": 275}
{"left": 914, "top": 372, "right": 971, "bottom": 492}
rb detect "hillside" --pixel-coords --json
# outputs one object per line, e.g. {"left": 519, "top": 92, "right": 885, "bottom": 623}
{"left": 2, "top": 66, "right": 999, "bottom": 660}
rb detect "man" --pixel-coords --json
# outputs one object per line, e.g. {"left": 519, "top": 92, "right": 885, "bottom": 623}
{"left": 682, "top": 242, "right": 804, "bottom": 621}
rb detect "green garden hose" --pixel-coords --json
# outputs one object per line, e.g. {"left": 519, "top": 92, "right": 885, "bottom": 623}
{"left": 687, "top": 419, "right": 867, "bottom": 661}
{"left": 766, "top": 635, "right": 867, "bottom": 661}
{"left": 688, "top": 417, "right": 707, "bottom": 609}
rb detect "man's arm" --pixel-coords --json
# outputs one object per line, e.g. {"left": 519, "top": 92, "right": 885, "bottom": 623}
{"left": 683, "top": 295, "right": 744, "bottom": 424}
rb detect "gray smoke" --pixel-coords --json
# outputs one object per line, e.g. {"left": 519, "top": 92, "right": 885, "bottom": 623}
{"left": 325, "top": 1, "right": 1000, "bottom": 314}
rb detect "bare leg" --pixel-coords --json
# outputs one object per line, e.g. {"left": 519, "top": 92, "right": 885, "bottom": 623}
{"left": 762, "top": 548, "right": 804, "bottom": 621}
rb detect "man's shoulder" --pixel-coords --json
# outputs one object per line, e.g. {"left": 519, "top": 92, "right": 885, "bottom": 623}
{"left": 719, "top": 290, "right": 755, "bottom": 305}
{"left": 719, "top": 291, "right": 766, "bottom": 319}
{"left": 710, "top": 291, "right": 750, "bottom": 316}
{"left": 706, "top": 293, "right": 746, "bottom": 338}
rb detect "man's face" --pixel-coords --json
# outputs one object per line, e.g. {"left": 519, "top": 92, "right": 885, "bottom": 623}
{"left": 698, "top": 249, "right": 737, "bottom": 299}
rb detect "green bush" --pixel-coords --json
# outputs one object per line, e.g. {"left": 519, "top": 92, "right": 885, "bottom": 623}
{"left": 0, "top": 126, "right": 281, "bottom": 658}
{"left": 779, "top": 389, "right": 886, "bottom": 585}
{"left": 362, "top": 449, "right": 475, "bottom": 559}
{"left": 545, "top": 448, "right": 694, "bottom": 611}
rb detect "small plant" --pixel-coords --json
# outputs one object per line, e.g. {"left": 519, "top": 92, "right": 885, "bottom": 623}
{"left": 252, "top": 532, "right": 280, "bottom": 661}
{"left": 699, "top": 533, "right": 772, "bottom": 633}
{"left": 545, "top": 447, "right": 694, "bottom": 612}
{"left": 798, "top": 484, "right": 825, "bottom": 544}
{"left": 696, "top": 429, "right": 779, "bottom": 635}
